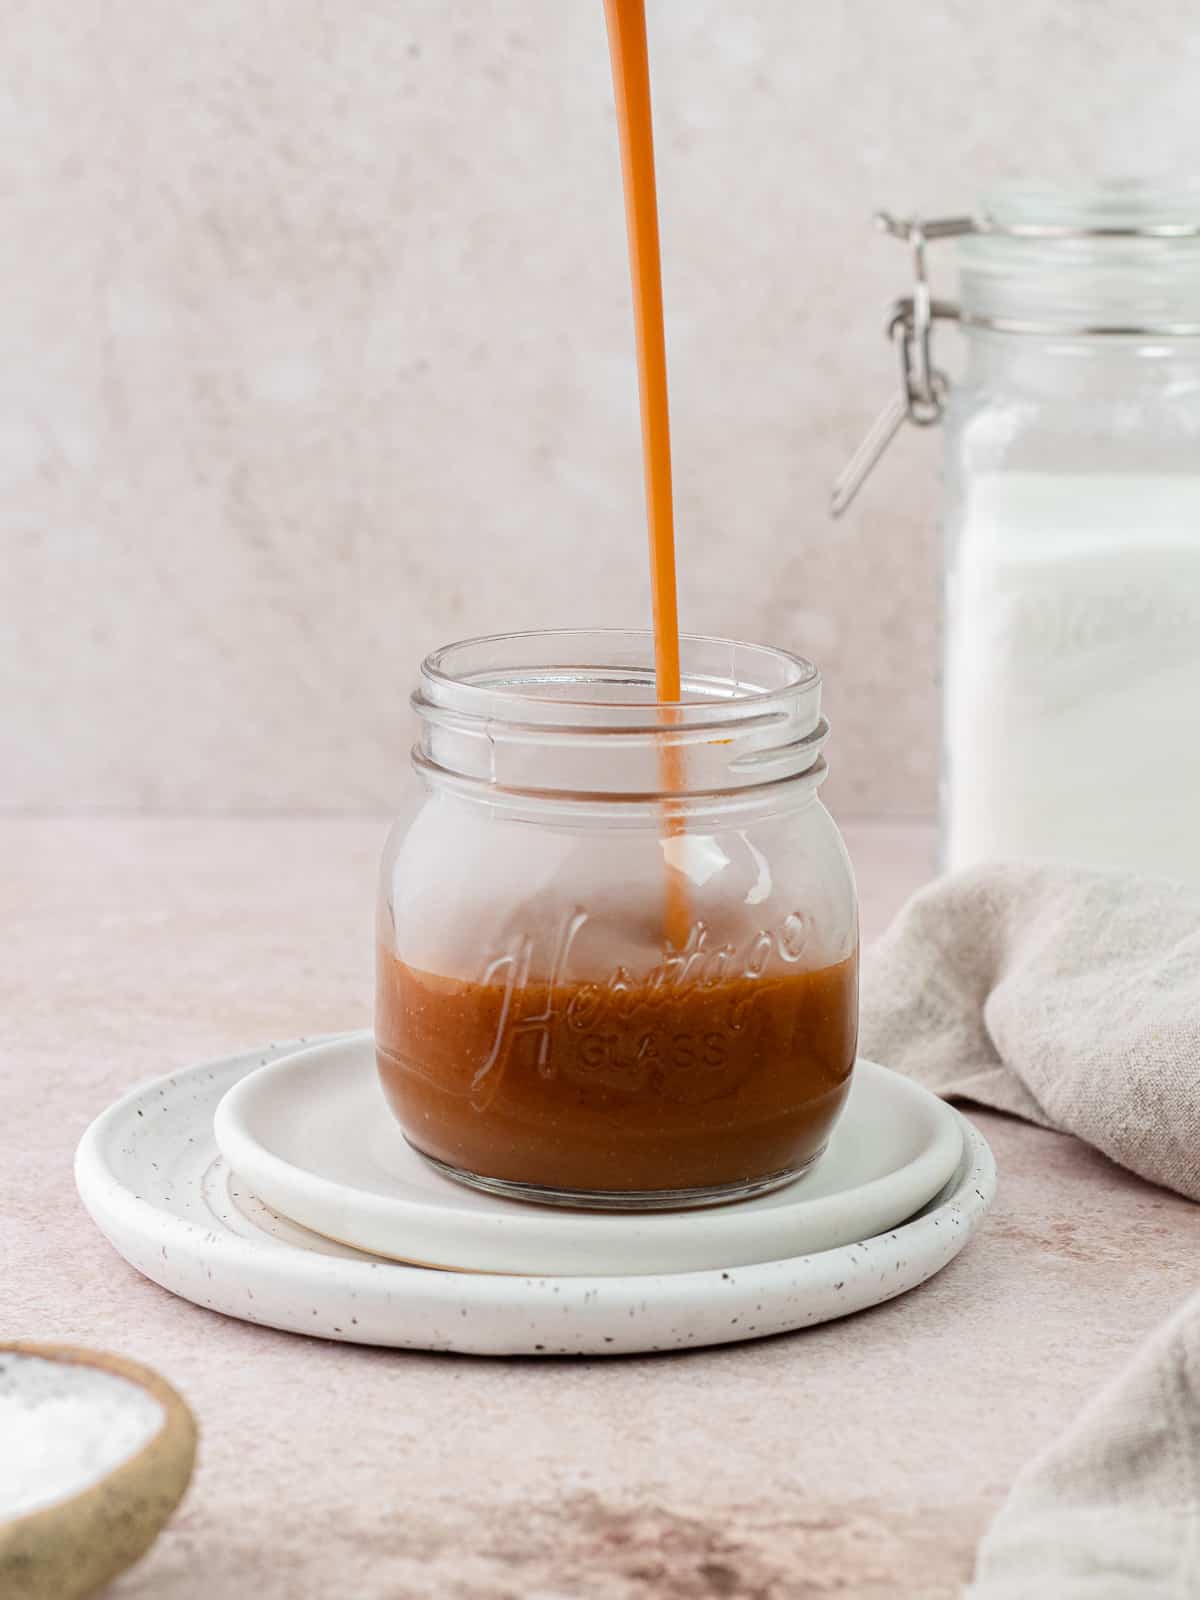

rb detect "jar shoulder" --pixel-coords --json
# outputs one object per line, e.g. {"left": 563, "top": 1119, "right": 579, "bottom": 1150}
{"left": 378, "top": 792, "right": 858, "bottom": 978}
{"left": 946, "top": 347, "right": 1200, "bottom": 475}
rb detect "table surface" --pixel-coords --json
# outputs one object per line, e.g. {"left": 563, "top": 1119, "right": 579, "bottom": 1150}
{"left": 5, "top": 819, "right": 1197, "bottom": 1600}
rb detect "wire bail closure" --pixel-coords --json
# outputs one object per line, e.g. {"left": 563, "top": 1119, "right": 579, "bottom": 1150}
{"left": 830, "top": 208, "right": 1200, "bottom": 516}
{"left": 831, "top": 214, "right": 966, "bottom": 517}
{"left": 881, "top": 213, "right": 968, "bottom": 420}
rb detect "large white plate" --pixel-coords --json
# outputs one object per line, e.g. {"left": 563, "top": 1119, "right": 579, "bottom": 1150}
{"left": 213, "top": 1035, "right": 964, "bottom": 1275}
{"left": 75, "top": 1037, "right": 996, "bottom": 1358}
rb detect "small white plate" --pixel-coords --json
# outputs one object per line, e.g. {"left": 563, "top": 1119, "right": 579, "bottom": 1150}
{"left": 75, "top": 1036, "right": 996, "bottom": 1358}
{"left": 214, "top": 1035, "right": 965, "bottom": 1276}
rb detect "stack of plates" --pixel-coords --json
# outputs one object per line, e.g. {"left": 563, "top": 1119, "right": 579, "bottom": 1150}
{"left": 75, "top": 1035, "right": 995, "bottom": 1357}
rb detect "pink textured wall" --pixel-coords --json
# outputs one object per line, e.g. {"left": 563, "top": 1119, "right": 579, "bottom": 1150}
{"left": 4, "top": 1, "right": 1199, "bottom": 814}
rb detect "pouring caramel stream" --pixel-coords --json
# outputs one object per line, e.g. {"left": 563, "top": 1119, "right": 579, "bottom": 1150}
{"left": 602, "top": 0, "right": 689, "bottom": 947}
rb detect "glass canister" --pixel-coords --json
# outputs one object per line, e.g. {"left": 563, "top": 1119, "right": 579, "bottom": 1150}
{"left": 375, "top": 629, "right": 859, "bottom": 1210}
{"left": 838, "top": 179, "right": 1200, "bottom": 884}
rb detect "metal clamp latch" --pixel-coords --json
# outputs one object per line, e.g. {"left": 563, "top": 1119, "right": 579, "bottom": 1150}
{"left": 831, "top": 214, "right": 970, "bottom": 517}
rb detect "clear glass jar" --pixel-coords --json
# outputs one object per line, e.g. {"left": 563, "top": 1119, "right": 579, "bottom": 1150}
{"left": 375, "top": 629, "right": 859, "bottom": 1210}
{"left": 943, "top": 179, "right": 1200, "bottom": 881}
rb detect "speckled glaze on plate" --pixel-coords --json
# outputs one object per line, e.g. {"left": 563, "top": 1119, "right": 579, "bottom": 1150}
{"left": 75, "top": 1037, "right": 996, "bottom": 1358}
{"left": 212, "top": 1035, "right": 965, "bottom": 1275}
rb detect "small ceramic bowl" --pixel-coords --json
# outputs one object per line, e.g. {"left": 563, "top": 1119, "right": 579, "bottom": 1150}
{"left": 0, "top": 1342, "right": 197, "bottom": 1600}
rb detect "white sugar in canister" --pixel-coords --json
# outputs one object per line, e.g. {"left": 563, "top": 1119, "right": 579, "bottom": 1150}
{"left": 944, "top": 472, "right": 1200, "bottom": 883}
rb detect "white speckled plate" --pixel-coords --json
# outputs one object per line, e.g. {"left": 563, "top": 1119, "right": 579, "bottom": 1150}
{"left": 75, "top": 1037, "right": 996, "bottom": 1358}
{"left": 212, "top": 1035, "right": 964, "bottom": 1275}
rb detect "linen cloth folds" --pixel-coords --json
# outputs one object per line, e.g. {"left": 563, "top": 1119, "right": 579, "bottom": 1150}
{"left": 966, "top": 1285, "right": 1200, "bottom": 1598}
{"left": 860, "top": 863, "right": 1200, "bottom": 1204}
{"left": 858, "top": 863, "right": 1200, "bottom": 1597}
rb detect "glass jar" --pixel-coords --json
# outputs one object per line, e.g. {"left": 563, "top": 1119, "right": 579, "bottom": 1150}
{"left": 840, "top": 179, "right": 1200, "bottom": 884}
{"left": 943, "top": 181, "right": 1200, "bottom": 881}
{"left": 375, "top": 629, "right": 859, "bottom": 1211}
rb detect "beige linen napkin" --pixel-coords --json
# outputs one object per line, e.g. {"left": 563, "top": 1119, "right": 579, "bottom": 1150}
{"left": 859, "top": 862, "right": 1200, "bottom": 1202}
{"left": 859, "top": 863, "right": 1200, "bottom": 1596}
{"left": 965, "top": 1284, "right": 1200, "bottom": 1597}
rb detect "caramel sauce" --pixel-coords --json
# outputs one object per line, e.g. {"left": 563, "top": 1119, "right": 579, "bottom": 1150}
{"left": 603, "top": 0, "right": 689, "bottom": 946}
{"left": 376, "top": 953, "right": 858, "bottom": 1194}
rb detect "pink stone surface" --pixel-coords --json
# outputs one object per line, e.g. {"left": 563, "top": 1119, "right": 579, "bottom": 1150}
{"left": 3, "top": 819, "right": 1195, "bottom": 1598}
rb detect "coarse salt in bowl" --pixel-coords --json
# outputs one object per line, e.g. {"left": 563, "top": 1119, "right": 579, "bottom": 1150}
{"left": 0, "top": 1352, "right": 165, "bottom": 1520}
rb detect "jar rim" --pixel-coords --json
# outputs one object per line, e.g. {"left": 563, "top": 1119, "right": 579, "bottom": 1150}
{"left": 956, "top": 178, "right": 1200, "bottom": 336}
{"left": 978, "top": 177, "right": 1200, "bottom": 240}
{"left": 419, "top": 628, "right": 819, "bottom": 724}
{"left": 413, "top": 630, "right": 828, "bottom": 801}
